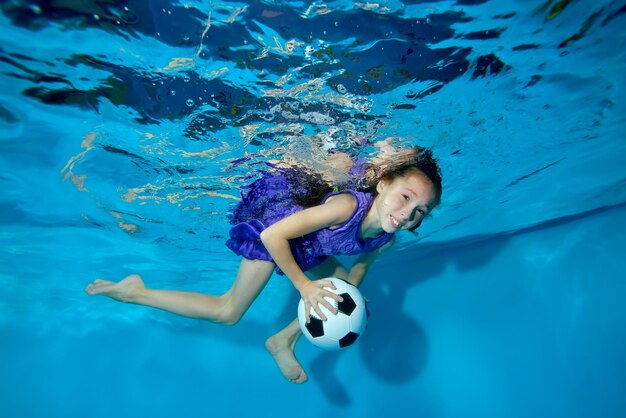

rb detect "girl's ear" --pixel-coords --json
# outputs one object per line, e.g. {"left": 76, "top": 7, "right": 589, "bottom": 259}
{"left": 376, "top": 178, "right": 387, "bottom": 193}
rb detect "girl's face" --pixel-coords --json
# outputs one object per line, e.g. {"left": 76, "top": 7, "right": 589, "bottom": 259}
{"left": 374, "top": 170, "right": 438, "bottom": 233}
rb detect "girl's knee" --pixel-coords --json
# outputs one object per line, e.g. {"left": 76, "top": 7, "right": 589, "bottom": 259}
{"left": 212, "top": 295, "right": 245, "bottom": 326}
{"left": 215, "top": 309, "right": 243, "bottom": 326}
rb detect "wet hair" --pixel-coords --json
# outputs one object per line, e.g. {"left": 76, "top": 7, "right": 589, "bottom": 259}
{"left": 282, "top": 166, "right": 332, "bottom": 207}
{"left": 365, "top": 146, "right": 443, "bottom": 205}
{"left": 289, "top": 146, "right": 443, "bottom": 212}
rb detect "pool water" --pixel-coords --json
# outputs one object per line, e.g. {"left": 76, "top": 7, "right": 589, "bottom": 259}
{"left": 1, "top": 1, "right": 625, "bottom": 417}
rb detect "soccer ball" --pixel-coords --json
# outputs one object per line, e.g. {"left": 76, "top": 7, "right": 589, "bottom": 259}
{"left": 297, "top": 277, "right": 368, "bottom": 350}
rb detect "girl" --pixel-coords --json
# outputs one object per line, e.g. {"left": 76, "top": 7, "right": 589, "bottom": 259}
{"left": 86, "top": 145, "right": 443, "bottom": 384}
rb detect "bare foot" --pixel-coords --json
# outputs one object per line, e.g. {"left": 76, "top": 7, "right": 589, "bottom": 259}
{"left": 85, "top": 274, "right": 146, "bottom": 303}
{"left": 266, "top": 334, "right": 308, "bottom": 384}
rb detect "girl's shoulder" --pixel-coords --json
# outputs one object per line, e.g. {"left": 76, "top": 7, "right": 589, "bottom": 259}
{"left": 322, "top": 191, "right": 358, "bottom": 217}
{"left": 324, "top": 189, "right": 372, "bottom": 205}
{"left": 321, "top": 189, "right": 376, "bottom": 227}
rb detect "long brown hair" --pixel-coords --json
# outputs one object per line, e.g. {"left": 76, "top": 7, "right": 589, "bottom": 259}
{"left": 365, "top": 146, "right": 443, "bottom": 205}
{"left": 291, "top": 145, "right": 443, "bottom": 208}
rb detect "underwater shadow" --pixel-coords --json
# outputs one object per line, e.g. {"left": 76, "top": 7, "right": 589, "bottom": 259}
{"left": 351, "top": 233, "right": 512, "bottom": 388}
{"left": 292, "top": 232, "right": 514, "bottom": 405}
{"left": 133, "top": 201, "right": 626, "bottom": 400}
{"left": 132, "top": 227, "right": 511, "bottom": 403}
{"left": 358, "top": 298, "right": 429, "bottom": 383}
{"left": 309, "top": 352, "right": 352, "bottom": 406}
{"left": 343, "top": 201, "right": 626, "bottom": 392}
{"left": 308, "top": 312, "right": 429, "bottom": 407}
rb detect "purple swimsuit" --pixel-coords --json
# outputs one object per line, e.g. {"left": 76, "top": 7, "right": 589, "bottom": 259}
{"left": 226, "top": 171, "right": 394, "bottom": 274}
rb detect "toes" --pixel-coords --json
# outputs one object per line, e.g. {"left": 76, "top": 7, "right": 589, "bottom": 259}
{"left": 85, "top": 283, "right": 102, "bottom": 295}
{"left": 288, "top": 369, "right": 307, "bottom": 383}
{"left": 87, "top": 279, "right": 113, "bottom": 293}
{"left": 86, "top": 284, "right": 100, "bottom": 295}
{"left": 291, "top": 372, "right": 308, "bottom": 384}
{"left": 85, "top": 281, "right": 112, "bottom": 295}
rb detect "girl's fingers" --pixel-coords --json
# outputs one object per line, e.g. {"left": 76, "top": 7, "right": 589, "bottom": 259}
{"left": 321, "top": 288, "right": 343, "bottom": 303}
{"left": 319, "top": 297, "right": 337, "bottom": 315}
{"left": 306, "top": 297, "right": 333, "bottom": 321}
{"left": 304, "top": 301, "right": 312, "bottom": 323}
{"left": 313, "top": 304, "right": 328, "bottom": 322}
{"left": 320, "top": 280, "right": 337, "bottom": 291}
{"left": 303, "top": 279, "right": 348, "bottom": 322}
{"left": 331, "top": 292, "right": 344, "bottom": 302}
{"left": 316, "top": 280, "right": 343, "bottom": 302}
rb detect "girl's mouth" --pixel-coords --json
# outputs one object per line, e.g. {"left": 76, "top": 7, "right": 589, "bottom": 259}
{"left": 390, "top": 215, "right": 400, "bottom": 228}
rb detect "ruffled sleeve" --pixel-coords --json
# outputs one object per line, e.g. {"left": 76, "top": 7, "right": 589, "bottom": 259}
{"left": 225, "top": 220, "right": 274, "bottom": 263}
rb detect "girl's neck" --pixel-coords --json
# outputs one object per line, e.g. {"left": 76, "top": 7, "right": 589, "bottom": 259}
{"left": 360, "top": 201, "right": 384, "bottom": 240}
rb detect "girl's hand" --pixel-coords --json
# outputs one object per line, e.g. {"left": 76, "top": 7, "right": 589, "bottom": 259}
{"left": 299, "top": 279, "right": 344, "bottom": 323}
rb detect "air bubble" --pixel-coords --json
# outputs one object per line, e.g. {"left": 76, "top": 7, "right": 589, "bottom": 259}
{"left": 186, "top": 99, "right": 194, "bottom": 107}
{"left": 337, "top": 84, "right": 347, "bottom": 94}
{"left": 183, "top": 75, "right": 191, "bottom": 82}
{"left": 169, "top": 90, "right": 176, "bottom": 96}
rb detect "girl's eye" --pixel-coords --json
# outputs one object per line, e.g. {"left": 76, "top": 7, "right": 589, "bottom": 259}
{"left": 402, "top": 194, "right": 410, "bottom": 201}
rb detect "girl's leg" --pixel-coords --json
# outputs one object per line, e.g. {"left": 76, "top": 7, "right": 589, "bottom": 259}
{"left": 266, "top": 257, "right": 349, "bottom": 383}
{"left": 85, "top": 258, "right": 275, "bottom": 325}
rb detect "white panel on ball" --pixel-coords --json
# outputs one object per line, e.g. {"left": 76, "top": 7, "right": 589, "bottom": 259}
{"left": 297, "top": 277, "right": 368, "bottom": 350}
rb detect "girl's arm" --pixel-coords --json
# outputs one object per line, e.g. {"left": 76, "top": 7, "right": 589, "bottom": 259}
{"left": 260, "top": 193, "right": 358, "bottom": 322}
{"left": 346, "top": 236, "right": 395, "bottom": 287}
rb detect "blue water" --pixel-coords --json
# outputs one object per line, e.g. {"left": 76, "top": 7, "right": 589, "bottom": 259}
{"left": 1, "top": 1, "right": 625, "bottom": 417}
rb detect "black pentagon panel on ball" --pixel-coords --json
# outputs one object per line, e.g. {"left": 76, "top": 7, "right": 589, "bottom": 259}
{"left": 305, "top": 317, "right": 325, "bottom": 338}
{"left": 337, "top": 293, "right": 356, "bottom": 315}
{"left": 339, "top": 331, "right": 359, "bottom": 348}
